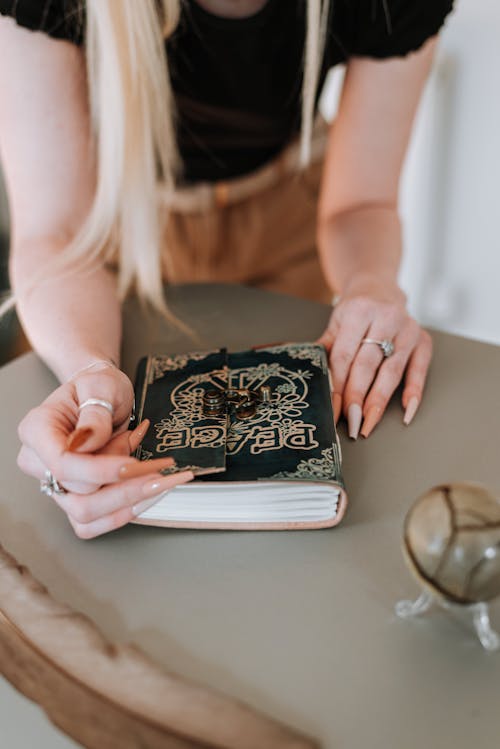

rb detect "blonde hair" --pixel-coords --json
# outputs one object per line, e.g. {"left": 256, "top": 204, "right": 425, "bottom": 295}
{"left": 2, "top": 0, "right": 330, "bottom": 317}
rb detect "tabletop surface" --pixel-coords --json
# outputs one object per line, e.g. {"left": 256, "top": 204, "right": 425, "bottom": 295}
{"left": 1, "top": 283, "right": 500, "bottom": 749}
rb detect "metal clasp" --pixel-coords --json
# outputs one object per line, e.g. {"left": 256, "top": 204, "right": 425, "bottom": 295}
{"left": 202, "top": 386, "right": 272, "bottom": 420}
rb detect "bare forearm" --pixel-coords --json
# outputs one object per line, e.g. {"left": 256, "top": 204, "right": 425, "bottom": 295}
{"left": 11, "top": 237, "right": 121, "bottom": 382}
{"left": 317, "top": 204, "right": 405, "bottom": 302}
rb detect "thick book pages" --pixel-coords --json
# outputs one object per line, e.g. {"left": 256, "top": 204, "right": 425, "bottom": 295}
{"left": 133, "top": 343, "right": 347, "bottom": 530}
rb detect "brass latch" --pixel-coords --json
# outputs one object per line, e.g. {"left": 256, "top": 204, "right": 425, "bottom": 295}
{"left": 202, "top": 386, "right": 272, "bottom": 420}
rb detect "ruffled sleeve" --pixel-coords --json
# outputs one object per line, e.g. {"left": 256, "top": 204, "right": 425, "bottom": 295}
{"left": 0, "top": 0, "right": 84, "bottom": 45}
{"left": 349, "top": 0, "right": 454, "bottom": 59}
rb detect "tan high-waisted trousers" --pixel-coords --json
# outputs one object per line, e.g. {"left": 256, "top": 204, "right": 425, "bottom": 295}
{"left": 159, "top": 123, "right": 332, "bottom": 305}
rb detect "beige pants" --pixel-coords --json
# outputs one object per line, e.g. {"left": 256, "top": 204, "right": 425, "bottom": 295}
{"left": 160, "top": 133, "right": 332, "bottom": 305}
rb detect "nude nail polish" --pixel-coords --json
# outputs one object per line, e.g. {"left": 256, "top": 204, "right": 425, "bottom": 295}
{"left": 132, "top": 496, "right": 163, "bottom": 517}
{"left": 131, "top": 419, "right": 150, "bottom": 440}
{"left": 133, "top": 472, "right": 194, "bottom": 515}
{"left": 141, "top": 475, "right": 175, "bottom": 496}
{"left": 403, "top": 396, "right": 420, "bottom": 426}
{"left": 360, "top": 406, "right": 382, "bottom": 438}
{"left": 128, "top": 419, "right": 151, "bottom": 451}
{"left": 141, "top": 470, "right": 194, "bottom": 498}
{"left": 347, "top": 403, "right": 362, "bottom": 440}
{"left": 119, "top": 457, "right": 175, "bottom": 479}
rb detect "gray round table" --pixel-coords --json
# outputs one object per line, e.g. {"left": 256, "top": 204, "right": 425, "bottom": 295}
{"left": 1, "top": 284, "right": 500, "bottom": 748}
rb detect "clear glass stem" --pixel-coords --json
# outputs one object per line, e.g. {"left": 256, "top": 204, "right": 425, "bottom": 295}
{"left": 395, "top": 590, "right": 434, "bottom": 619}
{"left": 470, "top": 602, "right": 500, "bottom": 652}
{"left": 396, "top": 589, "right": 500, "bottom": 652}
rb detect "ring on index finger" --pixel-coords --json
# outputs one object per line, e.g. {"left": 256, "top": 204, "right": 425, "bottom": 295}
{"left": 78, "top": 398, "right": 114, "bottom": 417}
{"left": 360, "top": 338, "right": 395, "bottom": 358}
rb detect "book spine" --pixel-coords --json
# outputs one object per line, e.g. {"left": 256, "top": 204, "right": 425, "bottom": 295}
{"left": 131, "top": 356, "right": 150, "bottom": 434}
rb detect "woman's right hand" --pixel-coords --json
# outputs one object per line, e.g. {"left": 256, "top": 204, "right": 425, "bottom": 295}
{"left": 17, "top": 364, "right": 194, "bottom": 538}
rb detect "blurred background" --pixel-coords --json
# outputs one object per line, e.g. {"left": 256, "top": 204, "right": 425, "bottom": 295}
{"left": 399, "top": 0, "right": 500, "bottom": 346}
{"left": 0, "top": 171, "right": 28, "bottom": 366}
{"left": 0, "top": 0, "right": 498, "bottom": 368}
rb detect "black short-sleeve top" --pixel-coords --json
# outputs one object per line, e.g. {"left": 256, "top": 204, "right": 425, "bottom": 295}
{"left": 0, "top": 0, "right": 454, "bottom": 183}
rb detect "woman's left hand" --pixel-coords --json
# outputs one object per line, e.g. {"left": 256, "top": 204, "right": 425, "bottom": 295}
{"left": 318, "top": 279, "right": 432, "bottom": 439}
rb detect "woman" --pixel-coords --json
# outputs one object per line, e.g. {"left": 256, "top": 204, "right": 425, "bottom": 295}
{"left": 0, "top": 0, "right": 453, "bottom": 538}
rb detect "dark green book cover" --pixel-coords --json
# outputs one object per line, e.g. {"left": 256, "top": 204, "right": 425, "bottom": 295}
{"left": 133, "top": 343, "right": 343, "bottom": 487}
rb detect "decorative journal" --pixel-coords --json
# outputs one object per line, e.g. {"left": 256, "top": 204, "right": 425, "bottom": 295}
{"left": 132, "top": 343, "right": 347, "bottom": 530}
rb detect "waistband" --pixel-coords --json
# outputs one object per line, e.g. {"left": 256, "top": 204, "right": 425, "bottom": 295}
{"left": 158, "top": 117, "right": 329, "bottom": 214}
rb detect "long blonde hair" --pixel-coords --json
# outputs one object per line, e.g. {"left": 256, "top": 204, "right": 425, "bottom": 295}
{"left": 3, "top": 0, "right": 330, "bottom": 316}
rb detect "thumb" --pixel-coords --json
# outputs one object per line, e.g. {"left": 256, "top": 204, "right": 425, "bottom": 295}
{"left": 66, "top": 372, "right": 130, "bottom": 453}
{"left": 68, "top": 404, "right": 113, "bottom": 454}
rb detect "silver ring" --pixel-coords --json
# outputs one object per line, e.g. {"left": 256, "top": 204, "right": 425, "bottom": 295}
{"left": 40, "top": 469, "right": 67, "bottom": 497}
{"left": 361, "top": 338, "right": 395, "bottom": 358}
{"left": 78, "top": 398, "right": 114, "bottom": 417}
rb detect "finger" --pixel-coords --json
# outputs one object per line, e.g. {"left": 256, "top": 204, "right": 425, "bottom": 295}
{"left": 341, "top": 318, "right": 402, "bottom": 439}
{"left": 112, "top": 412, "right": 137, "bottom": 438}
{"left": 402, "top": 330, "right": 433, "bottom": 425}
{"left": 329, "top": 308, "right": 372, "bottom": 399}
{"left": 18, "top": 379, "right": 124, "bottom": 483}
{"left": 17, "top": 442, "right": 98, "bottom": 495}
{"left": 317, "top": 317, "right": 341, "bottom": 419}
{"left": 316, "top": 327, "right": 335, "bottom": 352}
{"left": 345, "top": 317, "right": 415, "bottom": 410}
{"left": 53, "top": 449, "right": 176, "bottom": 491}
{"left": 16, "top": 443, "right": 103, "bottom": 495}
{"left": 359, "top": 320, "right": 421, "bottom": 438}
{"left": 61, "top": 470, "right": 194, "bottom": 537}
{"left": 77, "top": 420, "right": 154, "bottom": 491}
{"left": 342, "top": 340, "right": 384, "bottom": 419}
{"left": 69, "top": 405, "right": 113, "bottom": 453}
{"left": 333, "top": 393, "right": 342, "bottom": 426}
{"left": 98, "top": 419, "right": 150, "bottom": 456}
{"left": 128, "top": 419, "right": 151, "bottom": 453}
{"left": 94, "top": 429, "right": 132, "bottom": 458}
{"left": 18, "top": 398, "right": 77, "bottom": 473}
{"left": 68, "top": 370, "right": 134, "bottom": 454}
{"left": 54, "top": 469, "right": 193, "bottom": 525}
{"left": 17, "top": 382, "right": 137, "bottom": 494}
{"left": 18, "top": 386, "right": 129, "bottom": 470}
{"left": 17, "top": 440, "right": 175, "bottom": 496}
{"left": 17, "top": 444, "right": 47, "bottom": 480}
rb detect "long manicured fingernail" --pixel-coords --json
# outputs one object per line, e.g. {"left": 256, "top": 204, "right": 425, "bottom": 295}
{"left": 333, "top": 394, "right": 342, "bottom": 425}
{"left": 128, "top": 419, "right": 150, "bottom": 451}
{"left": 347, "top": 403, "right": 362, "bottom": 440}
{"left": 66, "top": 427, "right": 94, "bottom": 452}
{"left": 360, "top": 406, "right": 382, "bottom": 438}
{"left": 133, "top": 471, "right": 195, "bottom": 514}
{"left": 141, "top": 471, "right": 193, "bottom": 498}
{"left": 119, "top": 457, "right": 175, "bottom": 479}
{"left": 131, "top": 418, "right": 150, "bottom": 440}
{"left": 403, "top": 396, "right": 420, "bottom": 426}
{"left": 132, "top": 496, "right": 163, "bottom": 517}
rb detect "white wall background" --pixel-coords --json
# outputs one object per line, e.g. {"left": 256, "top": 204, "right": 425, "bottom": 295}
{"left": 399, "top": 0, "right": 500, "bottom": 344}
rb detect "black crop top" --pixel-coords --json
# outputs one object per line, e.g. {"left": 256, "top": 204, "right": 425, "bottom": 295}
{"left": 0, "top": 0, "right": 454, "bottom": 183}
